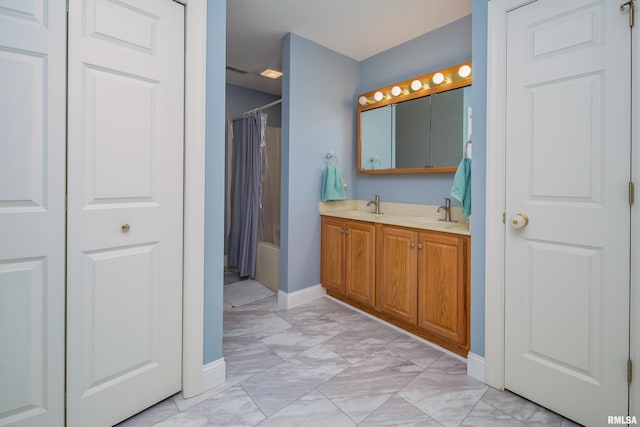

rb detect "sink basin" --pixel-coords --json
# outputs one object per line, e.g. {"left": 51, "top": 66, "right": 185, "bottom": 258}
{"left": 338, "top": 210, "right": 385, "bottom": 220}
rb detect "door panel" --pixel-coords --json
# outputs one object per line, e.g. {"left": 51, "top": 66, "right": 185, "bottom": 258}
{"left": 417, "top": 232, "right": 466, "bottom": 346}
{"left": 320, "top": 216, "right": 346, "bottom": 294}
{"left": 66, "top": 0, "right": 184, "bottom": 425}
{"left": 378, "top": 226, "right": 417, "bottom": 323}
{"left": 0, "top": 0, "right": 66, "bottom": 425}
{"left": 345, "top": 221, "right": 376, "bottom": 307}
{"left": 504, "top": 0, "right": 630, "bottom": 424}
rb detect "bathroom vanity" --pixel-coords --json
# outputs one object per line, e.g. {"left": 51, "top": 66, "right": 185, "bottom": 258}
{"left": 320, "top": 201, "right": 470, "bottom": 357}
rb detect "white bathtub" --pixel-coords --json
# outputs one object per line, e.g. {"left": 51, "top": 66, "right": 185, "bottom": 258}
{"left": 255, "top": 240, "right": 280, "bottom": 293}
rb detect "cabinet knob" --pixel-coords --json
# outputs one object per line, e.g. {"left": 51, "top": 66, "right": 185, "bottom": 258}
{"left": 410, "top": 242, "right": 415, "bottom": 248}
{"left": 345, "top": 230, "right": 349, "bottom": 235}
{"left": 340, "top": 229, "right": 344, "bottom": 234}
{"left": 121, "top": 223, "right": 130, "bottom": 233}
{"left": 417, "top": 243, "right": 423, "bottom": 249}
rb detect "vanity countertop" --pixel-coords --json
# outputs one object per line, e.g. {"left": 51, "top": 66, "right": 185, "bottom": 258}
{"left": 319, "top": 200, "right": 470, "bottom": 236}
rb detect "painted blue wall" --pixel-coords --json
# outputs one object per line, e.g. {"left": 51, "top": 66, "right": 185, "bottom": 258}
{"left": 281, "top": 33, "right": 360, "bottom": 293}
{"left": 355, "top": 15, "right": 472, "bottom": 205}
{"left": 226, "top": 84, "right": 282, "bottom": 127}
{"left": 470, "top": 0, "right": 488, "bottom": 357}
{"left": 203, "top": 0, "right": 226, "bottom": 364}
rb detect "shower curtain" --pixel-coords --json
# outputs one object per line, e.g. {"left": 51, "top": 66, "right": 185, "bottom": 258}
{"left": 228, "top": 111, "right": 266, "bottom": 278}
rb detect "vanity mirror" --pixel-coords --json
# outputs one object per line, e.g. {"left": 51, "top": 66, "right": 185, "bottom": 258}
{"left": 357, "top": 62, "right": 472, "bottom": 174}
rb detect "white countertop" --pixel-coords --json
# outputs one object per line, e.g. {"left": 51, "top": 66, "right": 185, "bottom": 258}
{"left": 319, "top": 200, "right": 470, "bottom": 236}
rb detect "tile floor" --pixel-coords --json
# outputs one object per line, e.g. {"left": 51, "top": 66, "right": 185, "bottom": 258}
{"left": 117, "top": 290, "right": 582, "bottom": 427}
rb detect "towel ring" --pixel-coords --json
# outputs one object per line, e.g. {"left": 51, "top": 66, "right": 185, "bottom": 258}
{"left": 325, "top": 153, "right": 338, "bottom": 164}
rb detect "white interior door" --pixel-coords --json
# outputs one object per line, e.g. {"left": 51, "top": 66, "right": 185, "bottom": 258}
{"left": 66, "top": 0, "right": 185, "bottom": 425}
{"left": 504, "top": 0, "right": 631, "bottom": 425}
{"left": 0, "top": 1, "right": 66, "bottom": 426}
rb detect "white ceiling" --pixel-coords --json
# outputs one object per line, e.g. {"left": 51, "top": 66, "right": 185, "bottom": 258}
{"left": 226, "top": 0, "right": 473, "bottom": 95}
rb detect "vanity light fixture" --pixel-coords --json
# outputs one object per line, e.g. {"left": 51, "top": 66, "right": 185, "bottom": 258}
{"left": 432, "top": 72, "right": 445, "bottom": 85}
{"left": 410, "top": 80, "right": 423, "bottom": 91}
{"left": 359, "top": 62, "right": 472, "bottom": 107}
{"left": 458, "top": 64, "right": 471, "bottom": 78}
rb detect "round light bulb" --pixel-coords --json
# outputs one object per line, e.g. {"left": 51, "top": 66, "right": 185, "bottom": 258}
{"left": 373, "top": 91, "right": 384, "bottom": 102}
{"left": 358, "top": 96, "right": 368, "bottom": 106}
{"left": 391, "top": 86, "right": 402, "bottom": 97}
{"left": 410, "top": 80, "right": 423, "bottom": 91}
{"left": 432, "top": 72, "right": 445, "bottom": 85}
{"left": 458, "top": 65, "right": 471, "bottom": 78}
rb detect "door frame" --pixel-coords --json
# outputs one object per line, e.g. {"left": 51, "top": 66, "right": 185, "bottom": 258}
{"left": 485, "top": 0, "right": 638, "bottom": 416}
{"left": 175, "top": 0, "right": 211, "bottom": 398}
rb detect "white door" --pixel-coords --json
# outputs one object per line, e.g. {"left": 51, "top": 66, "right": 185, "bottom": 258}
{"left": 0, "top": 1, "right": 66, "bottom": 426}
{"left": 66, "top": 0, "right": 185, "bottom": 425}
{"left": 505, "top": 0, "right": 631, "bottom": 425}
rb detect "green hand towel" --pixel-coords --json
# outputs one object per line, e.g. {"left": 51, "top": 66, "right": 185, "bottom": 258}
{"left": 321, "top": 165, "right": 346, "bottom": 202}
{"left": 451, "top": 157, "right": 471, "bottom": 219}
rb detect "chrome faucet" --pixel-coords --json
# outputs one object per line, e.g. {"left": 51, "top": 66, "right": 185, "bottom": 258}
{"left": 367, "top": 194, "right": 382, "bottom": 214}
{"left": 437, "top": 197, "right": 453, "bottom": 222}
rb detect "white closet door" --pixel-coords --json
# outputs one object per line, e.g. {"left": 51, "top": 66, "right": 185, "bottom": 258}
{"left": 0, "top": 1, "right": 66, "bottom": 426}
{"left": 66, "top": 0, "right": 185, "bottom": 425}
{"left": 504, "top": 0, "right": 630, "bottom": 425}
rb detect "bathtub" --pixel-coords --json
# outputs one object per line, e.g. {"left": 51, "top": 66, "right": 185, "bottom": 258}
{"left": 255, "top": 240, "right": 279, "bottom": 293}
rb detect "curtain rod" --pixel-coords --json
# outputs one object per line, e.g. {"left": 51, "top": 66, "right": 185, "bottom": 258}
{"left": 229, "top": 98, "right": 282, "bottom": 122}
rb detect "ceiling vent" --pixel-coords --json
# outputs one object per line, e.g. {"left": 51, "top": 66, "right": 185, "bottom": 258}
{"left": 226, "top": 65, "right": 249, "bottom": 75}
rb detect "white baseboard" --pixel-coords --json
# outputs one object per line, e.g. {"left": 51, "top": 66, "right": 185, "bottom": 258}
{"left": 202, "top": 358, "right": 226, "bottom": 391}
{"left": 278, "top": 284, "right": 326, "bottom": 309}
{"left": 467, "top": 352, "right": 485, "bottom": 382}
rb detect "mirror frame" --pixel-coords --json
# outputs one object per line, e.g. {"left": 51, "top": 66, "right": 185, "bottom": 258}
{"left": 357, "top": 61, "right": 472, "bottom": 174}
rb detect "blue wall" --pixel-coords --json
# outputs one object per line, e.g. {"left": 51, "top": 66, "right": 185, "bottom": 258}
{"left": 203, "top": 0, "right": 226, "bottom": 364}
{"left": 281, "top": 33, "right": 360, "bottom": 293}
{"left": 226, "top": 84, "right": 282, "bottom": 127}
{"left": 470, "top": 0, "right": 488, "bottom": 357}
{"left": 355, "top": 15, "right": 472, "bottom": 205}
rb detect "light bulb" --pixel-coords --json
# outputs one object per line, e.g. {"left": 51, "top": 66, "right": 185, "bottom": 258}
{"left": 358, "top": 96, "right": 368, "bottom": 106}
{"left": 373, "top": 91, "right": 384, "bottom": 102}
{"left": 410, "top": 80, "right": 423, "bottom": 91}
{"left": 458, "top": 65, "right": 471, "bottom": 78}
{"left": 432, "top": 72, "right": 445, "bottom": 85}
{"left": 391, "top": 86, "right": 402, "bottom": 97}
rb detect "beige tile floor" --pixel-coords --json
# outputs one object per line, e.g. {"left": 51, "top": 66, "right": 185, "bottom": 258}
{"left": 117, "top": 286, "right": 582, "bottom": 427}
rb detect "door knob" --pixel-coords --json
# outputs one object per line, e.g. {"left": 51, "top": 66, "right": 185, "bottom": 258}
{"left": 509, "top": 214, "right": 529, "bottom": 230}
{"left": 121, "top": 223, "right": 130, "bottom": 233}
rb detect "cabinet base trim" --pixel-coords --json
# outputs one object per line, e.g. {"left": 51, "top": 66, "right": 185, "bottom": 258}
{"left": 466, "top": 352, "right": 485, "bottom": 383}
{"left": 278, "top": 284, "right": 326, "bottom": 309}
{"left": 325, "top": 294, "right": 466, "bottom": 362}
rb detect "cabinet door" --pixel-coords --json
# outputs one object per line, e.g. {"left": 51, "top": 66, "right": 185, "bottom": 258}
{"left": 321, "top": 216, "right": 345, "bottom": 294}
{"left": 345, "top": 220, "right": 376, "bottom": 307}
{"left": 378, "top": 226, "right": 418, "bottom": 324}
{"left": 417, "top": 231, "right": 467, "bottom": 346}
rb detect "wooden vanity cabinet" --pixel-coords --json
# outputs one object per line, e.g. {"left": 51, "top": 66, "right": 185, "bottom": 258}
{"left": 321, "top": 216, "right": 376, "bottom": 308}
{"left": 377, "top": 225, "right": 469, "bottom": 355}
{"left": 321, "top": 217, "right": 469, "bottom": 356}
